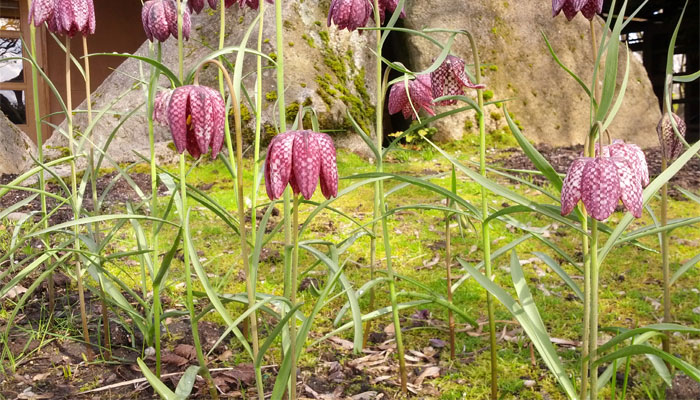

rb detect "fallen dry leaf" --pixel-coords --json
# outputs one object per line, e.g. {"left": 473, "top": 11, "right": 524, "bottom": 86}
{"left": 414, "top": 366, "right": 440, "bottom": 387}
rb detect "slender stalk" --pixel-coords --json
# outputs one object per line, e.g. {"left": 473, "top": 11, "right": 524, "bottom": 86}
{"left": 446, "top": 195, "right": 455, "bottom": 360}
{"left": 581, "top": 21, "right": 599, "bottom": 398}
{"left": 251, "top": 0, "right": 265, "bottom": 240}
{"left": 661, "top": 156, "right": 671, "bottom": 360}
{"left": 148, "top": 42, "right": 162, "bottom": 377}
{"left": 180, "top": 155, "right": 217, "bottom": 400}
{"left": 175, "top": 3, "right": 216, "bottom": 398}
{"left": 82, "top": 35, "right": 111, "bottom": 361}
{"left": 289, "top": 195, "right": 301, "bottom": 400}
{"left": 26, "top": 2, "right": 52, "bottom": 314}
{"left": 466, "top": 32, "right": 497, "bottom": 399}
{"left": 589, "top": 220, "right": 600, "bottom": 399}
{"left": 372, "top": 0, "right": 406, "bottom": 391}
{"left": 66, "top": 37, "right": 93, "bottom": 360}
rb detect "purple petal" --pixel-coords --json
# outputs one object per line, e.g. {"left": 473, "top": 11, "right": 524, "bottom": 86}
{"left": 29, "top": 0, "right": 55, "bottom": 27}
{"left": 153, "top": 89, "right": 174, "bottom": 125}
{"left": 607, "top": 140, "right": 649, "bottom": 187}
{"left": 265, "top": 132, "right": 296, "bottom": 200}
{"left": 167, "top": 86, "right": 192, "bottom": 154}
{"left": 189, "top": 86, "right": 212, "bottom": 156}
{"left": 612, "top": 158, "right": 642, "bottom": 218}
{"left": 316, "top": 133, "right": 339, "bottom": 199}
{"left": 560, "top": 157, "right": 588, "bottom": 216}
{"left": 292, "top": 131, "right": 322, "bottom": 200}
{"left": 581, "top": 158, "right": 621, "bottom": 221}
{"left": 188, "top": 0, "right": 205, "bottom": 13}
{"left": 328, "top": 0, "right": 372, "bottom": 31}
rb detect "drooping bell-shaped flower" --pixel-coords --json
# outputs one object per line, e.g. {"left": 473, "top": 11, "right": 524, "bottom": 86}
{"left": 264, "top": 130, "right": 339, "bottom": 201}
{"left": 327, "top": 0, "right": 373, "bottom": 32}
{"left": 142, "top": 0, "right": 191, "bottom": 42}
{"left": 235, "top": 0, "right": 273, "bottom": 10}
{"left": 28, "top": 0, "right": 55, "bottom": 27}
{"left": 166, "top": 85, "right": 226, "bottom": 159}
{"left": 388, "top": 74, "right": 435, "bottom": 120}
{"left": 657, "top": 113, "right": 686, "bottom": 161}
{"left": 39, "top": 0, "right": 95, "bottom": 36}
{"left": 376, "top": 0, "right": 406, "bottom": 23}
{"left": 430, "top": 55, "right": 486, "bottom": 106}
{"left": 561, "top": 153, "right": 644, "bottom": 220}
{"left": 552, "top": 0, "right": 602, "bottom": 21}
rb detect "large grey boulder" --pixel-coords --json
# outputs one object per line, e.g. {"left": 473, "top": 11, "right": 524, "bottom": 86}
{"left": 0, "top": 113, "right": 37, "bottom": 175}
{"left": 44, "top": 0, "right": 375, "bottom": 164}
{"left": 403, "top": 0, "right": 661, "bottom": 147}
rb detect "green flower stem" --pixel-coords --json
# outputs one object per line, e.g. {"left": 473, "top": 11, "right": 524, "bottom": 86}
{"left": 251, "top": 0, "right": 266, "bottom": 241}
{"left": 466, "top": 31, "right": 497, "bottom": 400}
{"left": 26, "top": 2, "right": 51, "bottom": 313}
{"left": 82, "top": 34, "right": 111, "bottom": 361}
{"left": 372, "top": 0, "right": 406, "bottom": 392}
{"left": 579, "top": 209, "right": 591, "bottom": 400}
{"left": 446, "top": 195, "right": 455, "bottom": 360}
{"left": 65, "top": 37, "right": 92, "bottom": 360}
{"left": 176, "top": 3, "right": 216, "bottom": 398}
{"left": 661, "top": 156, "right": 671, "bottom": 358}
{"left": 147, "top": 42, "right": 162, "bottom": 377}
{"left": 179, "top": 155, "right": 217, "bottom": 400}
{"left": 589, "top": 219, "right": 600, "bottom": 400}
{"left": 290, "top": 195, "right": 301, "bottom": 400}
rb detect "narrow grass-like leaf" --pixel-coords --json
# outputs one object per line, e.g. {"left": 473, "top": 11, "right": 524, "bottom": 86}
{"left": 593, "top": 345, "right": 700, "bottom": 382}
{"left": 505, "top": 105, "right": 563, "bottom": 191}
{"left": 597, "top": 323, "right": 700, "bottom": 355}
{"left": 533, "top": 252, "right": 583, "bottom": 301}
{"left": 671, "top": 253, "right": 700, "bottom": 286}
{"left": 137, "top": 358, "right": 180, "bottom": 400}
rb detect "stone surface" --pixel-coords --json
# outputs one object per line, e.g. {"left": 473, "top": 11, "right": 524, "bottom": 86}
{"left": 0, "top": 112, "right": 37, "bottom": 174}
{"left": 43, "top": 0, "right": 376, "bottom": 164}
{"left": 403, "top": 0, "right": 661, "bottom": 146}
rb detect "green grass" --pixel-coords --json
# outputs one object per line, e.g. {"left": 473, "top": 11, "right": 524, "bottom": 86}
{"left": 3, "top": 137, "right": 700, "bottom": 399}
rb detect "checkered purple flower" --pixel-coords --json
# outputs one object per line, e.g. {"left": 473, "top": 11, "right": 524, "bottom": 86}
{"left": 552, "top": 0, "right": 602, "bottom": 21}
{"left": 561, "top": 154, "right": 644, "bottom": 220}
{"left": 376, "top": 0, "right": 406, "bottom": 23}
{"left": 188, "top": 0, "right": 271, "bottom": 13}
{"left": 596, "top": 140, "right": 650, "bottom": 187}
{"left": 33, "top": 0, "right": 95, "bottom": 36}
{"left": 264, "top": 130, "right": 338, "bottom": 201}
{"left": 153, "top": 89, "right": 174, "bottom": 126}
{"left": 142, "top": 0, "right": 191, "bottom": 42}
{"left": 430, "top": 55, "right": 486, "bottom": 106}
{"left": 388, "top": 74, "right": 435, "bottom": 120}
{"left": 327, "top": 0, "right": 372, "bottom": 32}
{"left": 657, "top": 113, "right": 686, "bottom": 161}
{"left": 166, "top": 85, "right": 226, "bottom": 160}
{"left": 28, "top": 0, "right": 54, "bottom": 27}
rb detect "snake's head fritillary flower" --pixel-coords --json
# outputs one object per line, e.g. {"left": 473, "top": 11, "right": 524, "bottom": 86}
{"left": 143, "top": 0, "right": 191, "bottom": 42}
{"left": 657, "top": 113, "right": 686, "bottom": 161}
{"left": 376, "top": 0, "right": 406, "bottom": 23}
{"left": 552, "top": 0, "right": 602, "bottom": 21}
{"left": 44, "top": 0, "right": 95, "bottom": 36}
{"left": 166, "top": 85, "right": 225, "bottom": 160}
{"left": 28, "top": 0, "right": 55, "bottom": 27}
{"left": 430, "top": 55, "right": 486, "bottom": 106}
{"left": 235, "top": 0, "right": 273, "bottom": 10}
{"left": 561, "top": 155, "right": 643, "bottom": 221}
{"left": 388, "top": 74, "right": 435, "bottom": 120}
{"left": 327, "top": 0, "right": 373, "bottom": 32}
{"left": 264, "top": 130, "right": 338, "bottom": 201}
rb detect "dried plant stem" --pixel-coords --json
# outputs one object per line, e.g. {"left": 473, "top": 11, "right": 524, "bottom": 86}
{"left": 81, "top": 35, "right": 111, "bottom": 361}
{"left": 65, "top": 37, "right": 92, "bottom": 360}
{"left": 466, "top": 31, "right": 497, "bottom": 400}
{"left": 26, "top": 3, "right": 52, "bottom": 315}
